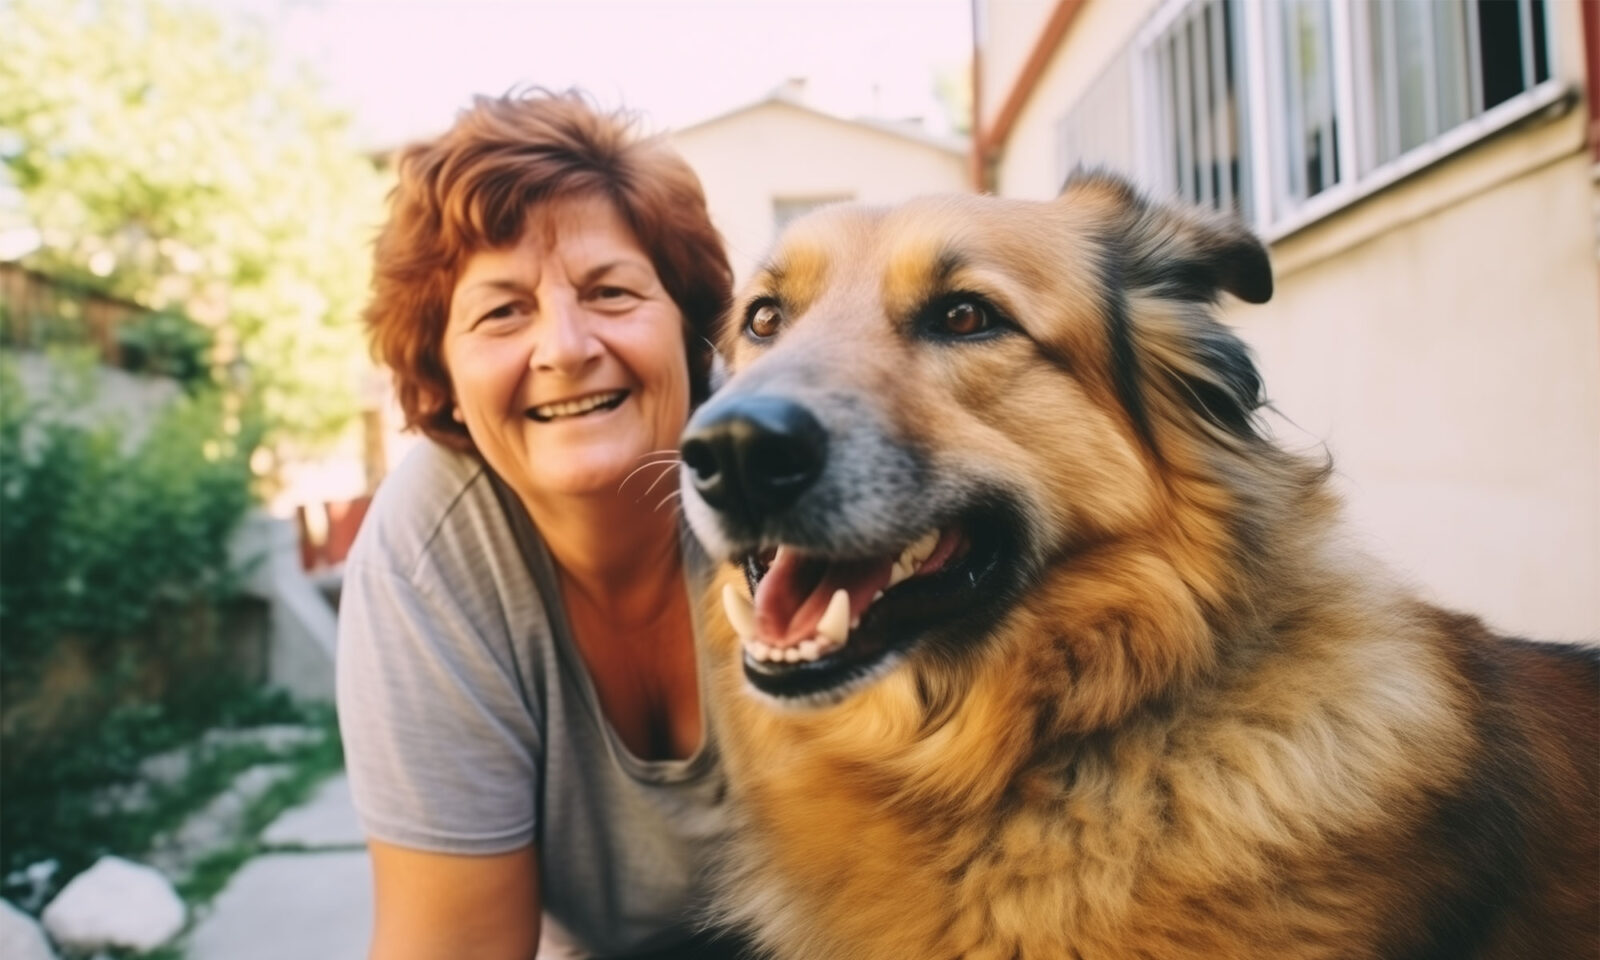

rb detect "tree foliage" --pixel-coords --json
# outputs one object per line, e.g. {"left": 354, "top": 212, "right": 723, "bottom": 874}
{"left": 0, "top": 0, "right": 385, "bottom": 445}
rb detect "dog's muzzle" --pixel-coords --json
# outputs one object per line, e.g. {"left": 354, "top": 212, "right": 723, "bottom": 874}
{"left": 680, "top": 395, "right": 828, "bottom": 528}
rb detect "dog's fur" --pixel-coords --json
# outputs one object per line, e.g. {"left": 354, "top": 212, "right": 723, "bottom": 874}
{"left": 680, "top": 174, "right": 1599, "bottom": 960}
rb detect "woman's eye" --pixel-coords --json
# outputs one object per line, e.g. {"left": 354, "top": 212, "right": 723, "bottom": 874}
{"left": 747, "top": 301, "right": 783, "bottom": 339}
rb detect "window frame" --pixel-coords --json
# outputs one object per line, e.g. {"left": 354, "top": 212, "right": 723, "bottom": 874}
{"left": 1133, "top": 0, "right": 1566, "bottom": 240}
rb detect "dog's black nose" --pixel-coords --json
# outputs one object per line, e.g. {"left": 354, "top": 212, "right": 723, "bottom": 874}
{"left": 680, "top": 395, "right": 827, "bottom": 518}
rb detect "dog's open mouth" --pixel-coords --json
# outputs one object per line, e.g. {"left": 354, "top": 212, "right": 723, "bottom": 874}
{"left": 721, "top": 509, "right": 1015, "bottom": 700}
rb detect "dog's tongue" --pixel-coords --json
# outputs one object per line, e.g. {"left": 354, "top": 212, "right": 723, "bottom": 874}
{"left": 753, "top": 547, "right": 896, "bottom": 648}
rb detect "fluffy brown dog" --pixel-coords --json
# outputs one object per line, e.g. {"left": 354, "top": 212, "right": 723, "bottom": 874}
{"left": 677, "top": 173, "right": 1599, "bottom": 960}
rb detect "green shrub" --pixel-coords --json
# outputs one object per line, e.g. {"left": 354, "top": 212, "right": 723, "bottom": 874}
{"left": 0, "top": 352, "right": 259, "bottom": 681}
{"left": 0, "top": 352, "right": 266, "bottom": 887}
{"left": 116, "top": 310, "right": 215, "bottom": 387}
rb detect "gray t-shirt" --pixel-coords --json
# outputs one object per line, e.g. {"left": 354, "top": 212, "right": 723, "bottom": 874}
{"left": 335, "top": 440, "right": 734, "bottom": 958}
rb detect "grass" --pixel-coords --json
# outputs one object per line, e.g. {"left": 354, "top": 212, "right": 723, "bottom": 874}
{"left": 2, "top": 685, "right": 326, "bottom": 892}
{"left": 2, "top": 688, "right": 347, "bottom": 958}
{"left": 176, "top": 727, "right": 346, "bottom": 906}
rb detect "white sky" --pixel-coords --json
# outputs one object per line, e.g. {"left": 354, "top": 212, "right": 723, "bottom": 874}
{"left": 263, "top": 0, "right": 973, "bottom": 148}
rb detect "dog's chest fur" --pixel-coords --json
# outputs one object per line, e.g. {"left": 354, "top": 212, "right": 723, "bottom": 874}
{"left": 708, "top": 568, "right": 1507, "bottom": 960}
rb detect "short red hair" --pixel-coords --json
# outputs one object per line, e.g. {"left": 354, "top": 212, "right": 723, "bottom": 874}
{"left": 365, "top": 89, "right": 732, "bottom": 451}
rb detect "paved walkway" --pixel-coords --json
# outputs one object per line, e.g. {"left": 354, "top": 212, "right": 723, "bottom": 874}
{"left": 186, "top": 773, "right": 371, "bottom": 960}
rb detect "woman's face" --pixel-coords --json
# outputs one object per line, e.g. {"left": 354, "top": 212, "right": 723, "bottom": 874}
{"left": 443, "top": 194, "right": 690, "bottom": 503}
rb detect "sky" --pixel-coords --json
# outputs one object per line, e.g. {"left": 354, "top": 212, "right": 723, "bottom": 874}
{"left": 258, "top": 0, "right": 973, "bottom": 149}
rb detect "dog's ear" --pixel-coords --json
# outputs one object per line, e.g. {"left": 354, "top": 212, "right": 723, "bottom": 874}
{"left": 1061, "top": 170, "right": 1272, "bottom": 305}
{"left": 1060, "top": 171, "right": 1271, "bottom": 446}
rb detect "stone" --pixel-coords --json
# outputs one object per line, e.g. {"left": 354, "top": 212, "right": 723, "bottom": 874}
{"left": 40, "top": 857, "right": 184, "bottom": 954}
{"left": 0, "top": 899, "right": 56, "bottom": 960}
{"left": 185, "top": 851, "right": 370, "bottom": 960}
{"left": 260, "top": 774, "right": 363, "bottom": 849}
{"left": 137, "top": 746, "right": 193, "bottom": 788}
{"left": 201, "top": 725, "right": 325, "bottom": 755}
{"left": 144, "top": 764, "right": 295, "bottom": 879}
{"left": 1, "top": 861, "right": 59, "bottom": 914}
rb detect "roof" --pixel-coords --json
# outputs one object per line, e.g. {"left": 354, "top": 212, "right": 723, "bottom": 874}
{"left": 671, "top": 82, "right": 970, "bottom": 157}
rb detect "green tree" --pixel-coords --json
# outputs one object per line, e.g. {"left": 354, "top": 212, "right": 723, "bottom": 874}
{"left": 0, "top": 0, "right": 385, "bottom": 447}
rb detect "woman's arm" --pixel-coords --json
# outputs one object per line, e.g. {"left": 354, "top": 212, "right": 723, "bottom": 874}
{"left": 368, "top": 839, "right": 541, "bottom": 960}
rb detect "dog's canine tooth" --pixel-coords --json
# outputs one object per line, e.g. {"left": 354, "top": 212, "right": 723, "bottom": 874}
{"left": 903, "top": 529, "right": 939, "bottom": 570}
{"left": 817, "top": 588, "right": 851, "bottom": 645}
{"left": 887, "top": 560, "right": 911, "bottom": 588}
{"left": 723, "top": 583, "right": 756, "bottom": 638}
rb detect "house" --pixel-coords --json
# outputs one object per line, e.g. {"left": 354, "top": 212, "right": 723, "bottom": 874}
{"left": 972, "top": 0, "right": 1600, "bottom": 639}
{"left": 670, "top": 80, "right": 972, "bottom": 284}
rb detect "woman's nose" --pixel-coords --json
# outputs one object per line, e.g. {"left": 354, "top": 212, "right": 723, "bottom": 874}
{"left": 531, "top": 297, "right": 602, "bottom": 373}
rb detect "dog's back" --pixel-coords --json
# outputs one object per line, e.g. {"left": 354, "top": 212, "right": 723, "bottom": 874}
{"left": 1423, "top": 621, "right": 1598, "bottom": 958}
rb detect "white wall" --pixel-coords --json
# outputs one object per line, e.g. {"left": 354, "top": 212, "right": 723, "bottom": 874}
{"left": 976, "top": 0, "right": 1060, "bottom": 127}
{"left": 670, "top": 101, "right": 970, "bottom": 284}
{"left": 1238, "top": 148, "right": 1600, "bottom": 640}
{"left": 987, "top": 0, "right": 1159, "bottom": 198}
{"left": 985, "top": 0, "right": 1600, "bottom": 639}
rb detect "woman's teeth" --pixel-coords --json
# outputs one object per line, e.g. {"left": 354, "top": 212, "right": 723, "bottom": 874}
{"left": 722, "top": 528, "right": 943, "bottom": 665}
{"left": 531, "top": 390, "right": 624, "bottom": 421}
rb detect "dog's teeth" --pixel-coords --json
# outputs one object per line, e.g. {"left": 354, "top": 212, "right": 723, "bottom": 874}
{"left": 904, "top": 529, "right": 940, "bottom": 569}
{"left": 888, "top": 560, "right": 911, "bottom": 588}
{"left": 784, "top": 647, "right": 802, "bottom": 663}
{"left": 723, "top": 583, "right": 756, "bottom": 638}
{"left": 817, "top": 588, "right": 851, "bottom": 645}
{"left": 747, "top": 640, "right": 771, "bottom": 662}
{"left": 798, "top": 639, "right": 821, "bottom": 661}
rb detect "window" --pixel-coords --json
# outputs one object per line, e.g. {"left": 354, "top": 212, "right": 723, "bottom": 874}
{"left": 1128, "top": 0, "right": 1563, "bottom": 236}
{"left": 1053, "top": 47, "right": 1139, "bottom": 199}
{"left": 772, "top": 195, "right": 852, "bottom": 237}
{"left": 1355, "top": 0, "right": 1552, "bottom": 174}
{"left": 1266, "top": 0, "right": 1342, "bottom": 210}
{"left": 1141, "top": 0, "right": 1254, "bottom": 220}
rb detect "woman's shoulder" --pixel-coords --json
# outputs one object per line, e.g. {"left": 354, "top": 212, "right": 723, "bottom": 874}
{"left": 349, "top": 439, "right": 499, "bottom": 578}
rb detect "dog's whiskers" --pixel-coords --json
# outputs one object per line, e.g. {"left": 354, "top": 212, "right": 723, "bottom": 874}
{"left": 641, "top": 461, "right": 681, "bottom": 499}
{"left": 619, "top": 457, "right": 683, "bottom": 495}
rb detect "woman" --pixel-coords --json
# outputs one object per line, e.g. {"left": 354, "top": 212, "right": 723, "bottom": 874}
{"left": 336, "top": 90, "right": 739, "bottom": 959}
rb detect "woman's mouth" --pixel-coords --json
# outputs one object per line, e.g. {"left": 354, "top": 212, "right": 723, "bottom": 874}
{"left": 526, "top": 389, "right": 629, "bottom": 422}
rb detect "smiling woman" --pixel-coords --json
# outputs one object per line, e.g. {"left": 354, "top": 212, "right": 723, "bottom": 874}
{"left": 336, "top": 90, "right": 745, "bottom": 959}
{"left": 442, "top": 194, "right": 692, "bottom": 503}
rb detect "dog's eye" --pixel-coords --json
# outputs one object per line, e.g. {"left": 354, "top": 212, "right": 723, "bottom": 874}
{"left": 931, "top": 298, "right": 1001, "bottom": 339}
{"left": 943, "top": 301, "right": 989, "bottom": 336}
{"left": 746, "top": 301, "right": 783, "bottom": 340}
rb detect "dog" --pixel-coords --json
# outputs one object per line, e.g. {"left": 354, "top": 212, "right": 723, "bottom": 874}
{"left": 676, "top": 172, "right": 1599, "bottom": 960}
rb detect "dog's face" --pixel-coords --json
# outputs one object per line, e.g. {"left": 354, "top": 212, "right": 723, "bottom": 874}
{"left": 680, "top": 174, "right": 1271, "bottom": 708}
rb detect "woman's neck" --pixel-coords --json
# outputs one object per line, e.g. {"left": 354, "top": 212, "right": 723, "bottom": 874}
{"left": 519, "top": 485, "right": 686, "bottom": 628}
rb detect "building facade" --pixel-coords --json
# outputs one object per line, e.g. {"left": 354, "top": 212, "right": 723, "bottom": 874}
{"left": 975, "top": 0, "right": 1600, "bottom": 639}
{"left": 671, "top": 82, "right": 971, "bottom": 285}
